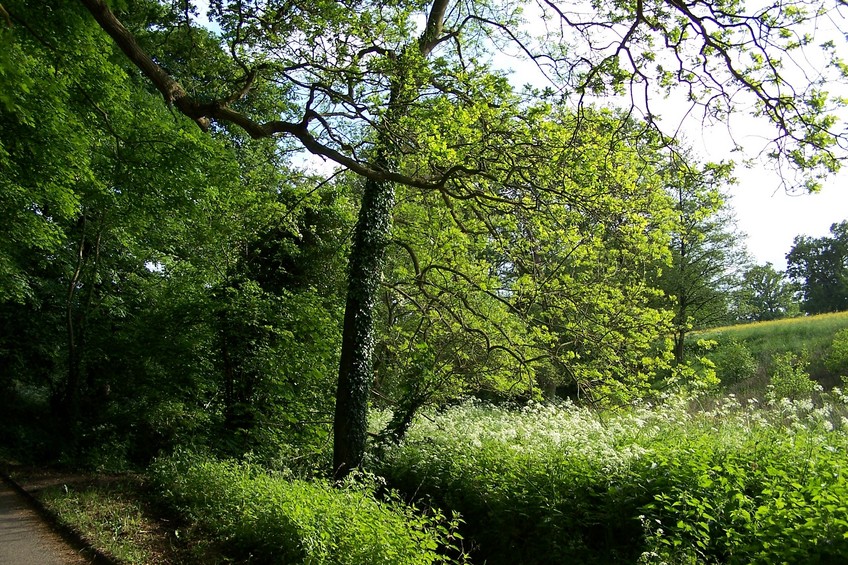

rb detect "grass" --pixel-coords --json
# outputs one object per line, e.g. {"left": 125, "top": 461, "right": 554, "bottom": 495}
{"left": 40, "top": 483, "right": 154, "bottom": 564}
{"left": 692, "top": 311, "right": 848, "bottom": 389}
{"left": 1, "top": 467, "right": 217, "bottom": 565}
{"left": 700, "top": 311, "right": 848, "bottom": 337}
{"left": 695, "top": 311, "right": 848, "bottom": 360}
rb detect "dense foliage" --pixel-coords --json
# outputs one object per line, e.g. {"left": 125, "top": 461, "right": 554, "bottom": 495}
{"left": 374, "top": 394, "right": 848, "bottom": 564}
{"left": 787, "top": 221, "right": 848, "bottom": 315}
{"left": 150, "top": 451, "right": 463, "bottom": 564}
{"left": 732, "top": 263, "right": 800, "bottom": 323}
{"left": 2, "top": 0, "right": 848, "bottom": 561}
{"left": 651, "top": 159, "right": 744, "bottom": 363}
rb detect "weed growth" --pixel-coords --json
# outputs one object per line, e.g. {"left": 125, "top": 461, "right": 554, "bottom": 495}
{"left": 765, "top": 351, "right": 820, "bottom": 403}
{"left": 150, "top": 451, "right": 463, "bottom": 564}
{"left": 40, "top": 481, "right": 157, "bottom": 564}
{"left": 374, "top": 396, "right": 848, "bottom": 564}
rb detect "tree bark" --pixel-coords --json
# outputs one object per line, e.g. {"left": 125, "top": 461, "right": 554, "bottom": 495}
{"left": 333, "top": 163, "right": 394, "bottom": 478}
{"left": 672, "top": 296, "right": 687, "bottom": 364}
{"left": 61, "top": 220, "right": 87, "bottom": 427}
{"left": 74, "top": 0, "right": 450, "bottom": 478}
{"left": 332, "top": 0, "right": 450, "bottom": 478}
{"left": 673, "top": 327, "right": 686, "bottom": 365}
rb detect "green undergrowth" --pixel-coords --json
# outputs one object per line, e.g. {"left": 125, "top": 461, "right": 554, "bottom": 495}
{"left": 32, "top": 475, "right": 191, "bottom": 564}
{"left": 693, "top": 311, "right": 848, "bottom": 389}
{"left": 372, "top": 395, "right": 848, "bottom": 564}
{"left": 149, "top": 452, "right": 464, "bottom": 564}
{"left": 40, "top": 481, "right": 153, "bottom": 564}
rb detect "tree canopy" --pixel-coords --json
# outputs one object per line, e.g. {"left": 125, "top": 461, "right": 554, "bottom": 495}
{"left": 1, "top": 0, "right": 847, "bottom": 475}
{"left": 787, "top": 221, "right": 848, "bottom": 315}
{"left": 653, "top": 158, "right": 746, "bottom": 362}
{"left": 733, "top": 262, "right": 799, "bottom": 322}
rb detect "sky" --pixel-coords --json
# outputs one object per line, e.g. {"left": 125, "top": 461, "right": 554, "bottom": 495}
{"left": 682, "top": 112, "right": 848, "bottom": 271}
{"left": 496, "top": 2, "right": 848, "bottom": 273}
{"left": 722, "top": 157, "right": 848, "bottom": 270}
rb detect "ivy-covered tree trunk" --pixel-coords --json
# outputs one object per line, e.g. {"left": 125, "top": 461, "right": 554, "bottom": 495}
{"left": 332, "top": 3, "right": 448, "bottom": 478}
{"left": 333, "top": 161, "right": 395, "bottom": 478}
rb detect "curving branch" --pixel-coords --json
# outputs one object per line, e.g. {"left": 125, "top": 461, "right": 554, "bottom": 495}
{"left": 0, "top": 3, "right": 11, "bottom": 27}
{"left": 419, "top": 0, "right": 451, "bottom": 56}
{"left": 77, "top": 0, "right": 481, "bottom": 192}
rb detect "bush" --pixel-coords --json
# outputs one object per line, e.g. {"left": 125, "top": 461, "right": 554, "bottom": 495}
{"left": 374, "top": 398, "right": 848, "bottom": 565}
{"left": 709, "top": 337, "right": 758, "bottom": 386}
{"left": 374, "top": 399, "right": 674, "bottom": 564}
{"left": 825, "top": 328, "right": 848, "bottom": 376}
{"left": 641, "top": 434, "right": 848, "bottom": 564}
{"left": 766, "top": 351, "right": 820, "bottom": 403}
{"left": 149, "top": 452, "right": 461, "bottom": 564}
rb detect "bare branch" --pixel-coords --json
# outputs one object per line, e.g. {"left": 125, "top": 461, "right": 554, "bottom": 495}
{"left": 0, "top": 3, "right": 11, "bottom": 27}
{"left": 77, "top": 0, "right": 495, "bottom": 192}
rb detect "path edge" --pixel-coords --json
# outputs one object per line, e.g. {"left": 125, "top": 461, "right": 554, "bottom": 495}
{"left": 0, "top": 468, "right": 123, "bottom": 565}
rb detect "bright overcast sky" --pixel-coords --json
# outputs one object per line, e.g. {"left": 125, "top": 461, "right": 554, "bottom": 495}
{"left": 681, "top": 105, "right": 848, "bottom": 271}
{"left": 508, "top": 10, "right": 848, "bottom": 274}
{"left": 726, "top": 164, "right": 848, "bottom": 270}
{"left": 501, "top": 1, "right": 848, "bottom": 273}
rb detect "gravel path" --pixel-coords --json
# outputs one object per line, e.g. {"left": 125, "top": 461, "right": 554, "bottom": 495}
{"left": 0, "top": 478, "right": 90, "bottom": 565}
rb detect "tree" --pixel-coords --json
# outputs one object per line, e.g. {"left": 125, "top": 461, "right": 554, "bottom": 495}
{"left": 787, "top": 221, "right": 848, "bottom": 315}
{"left": 733, "top": 263, "right": 799, "bottom": 322}
{"left": 486, "top": 109, "right": 679, "bottom": 403}
{"left": 8, "top": 0, "right": 847, "bottom": 475}
{"left": 0, "top": 0, "right": 355, "bottom": 464}
{"left": 0, "top": 1, "right": 232, "bottom": 432}
{"left": 654, "top": 158, "right": 747, "bottom": 363}
{"left": 374, "top": 108, "right": 680, "bottom": 434}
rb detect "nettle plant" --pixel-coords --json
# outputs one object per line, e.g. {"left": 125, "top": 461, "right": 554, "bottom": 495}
{"left": 826, "top": 328, "right": 848, "bottom": 376}
{"left": 375, "top": 395, "right": 848, "bottom": 564}
{"left": 766, "top": 351, "right": 821, "bottom": 404}
{"left": 150, "top": 451, "right": 464, "bottom": 564}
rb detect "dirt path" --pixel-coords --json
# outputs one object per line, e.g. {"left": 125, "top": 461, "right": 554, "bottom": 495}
{"left": 0, "top": 478, "right": 91, "bottom": 565}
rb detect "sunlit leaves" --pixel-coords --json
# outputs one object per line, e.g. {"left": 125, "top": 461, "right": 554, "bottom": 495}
{"left": 531, "top": 0, "right": 847, "bottom": 191}
{"left": 374, "top": 106, "right": 684, "bottom": 408}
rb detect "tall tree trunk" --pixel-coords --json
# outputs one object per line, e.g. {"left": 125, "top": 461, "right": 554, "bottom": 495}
{"left": 333, "top": 164, "right": 394, "bottom": 478}
{"left": 673, "top": 298, "right": 687, "bottom": 364}
{"left": 220, "top": 325, "right": 236, "bottom": 428}
{"left": 332, "top": 0, "right": 449, "bottom": 479}
{"left": 673, "top": 328, "right": 686, "bottom": 365}
{"left": 62, "top": 220, "right": 87, "bottom": 428}
{"left": 74, "top": 0, "right": 452, "bottom": 478}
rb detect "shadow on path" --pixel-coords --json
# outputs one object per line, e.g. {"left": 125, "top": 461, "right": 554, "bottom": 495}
{"left": 0, "top": 478, "right": 91, "bottom": 565}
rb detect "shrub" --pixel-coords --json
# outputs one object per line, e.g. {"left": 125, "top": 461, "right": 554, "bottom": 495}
{"left": 374, "top": 397, "right": 848, "bottom": 565}
{"left": 149, "top": 452, "right": 461, "bottom": 564}
{"left": 374, "top": 399, "right": 678, "bottom": 564}
{"left": 641, "top": 433, "right": 848, "bottom": 564}
{"left": 766, "top": 351, "right": 820, "bottom": 403}
{"left": 709, "top": 337, "right": 758, "bottom": 386}
{"left": 825, "top": 328, "right": 848, "bottom": 376}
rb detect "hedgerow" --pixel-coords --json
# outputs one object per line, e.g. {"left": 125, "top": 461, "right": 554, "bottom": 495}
{"left": 373, "top": 395, "right": 848, "bottom": 564}
{"left": 149, "top": 451, "right": 462, "bottom": 564}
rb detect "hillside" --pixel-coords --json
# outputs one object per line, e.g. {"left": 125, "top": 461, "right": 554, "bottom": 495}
{"left": 692, "top": 311, "right": 848, "bottom": 393}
